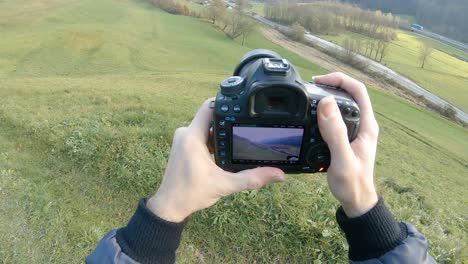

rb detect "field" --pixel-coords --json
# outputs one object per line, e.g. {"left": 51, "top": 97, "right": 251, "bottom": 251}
{"left": 319, "top": 30, "right": 468, "bottom": 112}
{"left": 0, "top": 0, "right": 467, "bottom": 263}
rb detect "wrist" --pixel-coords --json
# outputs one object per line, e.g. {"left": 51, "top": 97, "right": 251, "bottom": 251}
{"left": 147, "top": 194, "right": 190, "bottom": 223}
{"left": 341, "top": 191, "right": 378, "bottom": 218}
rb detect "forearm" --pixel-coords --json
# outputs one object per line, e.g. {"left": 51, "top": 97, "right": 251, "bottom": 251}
{"left": 86, "top": 199, "right": 186, "bottom": 264}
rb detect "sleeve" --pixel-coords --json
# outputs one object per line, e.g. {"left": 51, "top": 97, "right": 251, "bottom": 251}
{"left": 336, "top": 197, "right": 436, "bottom": 264}
{"left": 86, "top": 199, "right": 186, "bottom": 264}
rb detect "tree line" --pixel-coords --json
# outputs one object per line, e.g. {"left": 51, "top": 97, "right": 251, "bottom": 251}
{"left": 265, "top": 1, "right": 398, "bottom": 41}
{"left": 147, "top": 0, "right": 255, "bottom": 45}
{"left": 149, "top": 0, "right": 190, "bottom": 16}
{"left": 343, "top": 0, "right": 468, "bottom": 43}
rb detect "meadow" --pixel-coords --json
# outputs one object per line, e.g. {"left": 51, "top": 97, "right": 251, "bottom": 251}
{"left": 319, "top": 30, "right": 468, "bottom": 113}
{"left": 0, "top": 0, "right": 467, "bottom": 263}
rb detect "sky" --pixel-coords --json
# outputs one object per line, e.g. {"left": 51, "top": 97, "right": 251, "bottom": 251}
{"left": 233, "top": 126, "right": 304, "bottom": 143}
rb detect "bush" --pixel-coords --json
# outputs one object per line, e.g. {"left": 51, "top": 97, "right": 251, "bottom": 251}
{"left": 441, "top": 105, "right": 457, "bottom": 120}
{"left": 290, "top": 22, "right": 305, "bottom": 42}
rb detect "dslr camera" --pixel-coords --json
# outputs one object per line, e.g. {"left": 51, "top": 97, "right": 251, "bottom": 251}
{"left": 212, "top": 49, "right": 360, "bottom": 173}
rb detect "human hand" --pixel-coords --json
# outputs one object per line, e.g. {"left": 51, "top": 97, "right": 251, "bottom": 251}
{"left": 147, "top": 99, "right": 286, "bottom": 222}
{"left": 314, "top": 73, "right": 379, "bottom": 217}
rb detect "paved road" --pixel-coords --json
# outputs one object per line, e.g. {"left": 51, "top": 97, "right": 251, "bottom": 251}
{"left": 407, "top": 28, "right": 468, "bottom": 53}
{"left": 253, "top": 15, "right": 468, "bottom": 123}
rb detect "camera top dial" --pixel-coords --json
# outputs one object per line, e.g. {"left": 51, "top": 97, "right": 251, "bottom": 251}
{"left": 220, "top": 76, "right": 245, "bottom": 96}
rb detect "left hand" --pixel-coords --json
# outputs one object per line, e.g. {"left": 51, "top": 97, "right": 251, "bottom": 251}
{"left": 147, "top": 98, "right": 286, "bottom": 222}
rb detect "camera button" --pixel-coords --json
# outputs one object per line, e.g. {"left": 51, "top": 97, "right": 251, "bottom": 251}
{"left": 218, "top": 130, "right": 226, "bottom": 137}
{"left": 220, "top": 105, "right": 229, "bottom": 113}
{"left": 343, "top": 107, "right": 351, "bottom": 115}
{"left": 233, "top": 105, "right": 241, "bottom": 113}
{"left": 220, "top": 160, "right": 226, "bottom": 165}
{"left": 219, "top": 140, "right": 226, "bottom": 148}
{"left": 219, "top": 120, "right": 225, "bottom": 126}
{"left": 352, "top": 110, "right": 360, "bottom": 117}
{"left": 220, "top": 151, "right": 227, "bottom": 158}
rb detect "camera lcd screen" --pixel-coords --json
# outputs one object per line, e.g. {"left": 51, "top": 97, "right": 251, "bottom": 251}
{"left": 232, "top": 124, "right": 304, "bottom": 164}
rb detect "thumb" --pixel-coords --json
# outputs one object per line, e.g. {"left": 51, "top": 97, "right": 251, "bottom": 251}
{"left": 317, "top": 96, "right": 353, "bottom": 161}
{"left": 227, "top": 167, "right": 286, "bottom": 193}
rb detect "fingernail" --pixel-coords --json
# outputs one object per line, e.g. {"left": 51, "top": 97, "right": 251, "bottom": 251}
{"left": 320, "top": 96, "right": 337, "bottom": 119}
{"left": 312, "top": 75, "right": 323, "bottom": 81}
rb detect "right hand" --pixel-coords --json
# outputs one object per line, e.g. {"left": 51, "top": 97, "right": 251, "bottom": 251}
{"left": 314, "top": 72, "right": 379, "bottom": 218}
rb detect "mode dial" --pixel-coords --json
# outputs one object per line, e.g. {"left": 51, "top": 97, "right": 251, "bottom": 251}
{"left": 220, "top": 76, "right": 245, "bottom": 96}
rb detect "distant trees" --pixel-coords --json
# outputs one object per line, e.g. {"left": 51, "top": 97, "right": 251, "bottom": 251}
{"left": 368, "top": 40, "right": 390, "bottom": 62}
{"left": 208, "top": 0, "right": 225, "bottom": 24}
{"left": 149, "top": 0, "right": 257, "bottom": 45}
{"left": 343, "top": 0, "right": 468, "bottom": 43}
{"left": 419, "top": 43, "right": 433, "bottom": 68}
{"left": 265, "top": 2, "right": 398, "bottom": 63}
{"left": 149, "top": 0, "right": 190, "bottom": 16}
{"left": 265, "top": 2, "right": 398, "bottom": 41}
{"left": 217, "top": 0, "right": 256, "bottom": 45}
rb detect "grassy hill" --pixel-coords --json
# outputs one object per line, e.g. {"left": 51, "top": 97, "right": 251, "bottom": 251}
{"left": 319, "top": 30, "right": 468, "bottom": 112}
{"left": 0, "top": 0, "right": 467, "bottom": 263}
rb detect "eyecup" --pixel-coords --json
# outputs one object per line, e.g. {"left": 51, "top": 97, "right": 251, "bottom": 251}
{"left": 233, "top": 49, "right": 282, "bottom": 76}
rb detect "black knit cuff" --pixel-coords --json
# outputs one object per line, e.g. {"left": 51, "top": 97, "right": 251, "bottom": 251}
{"left": 336, "top": 197, "right": 408, "bottom": 261}
{"left": 116, "top": 199, "right": 186, "bottom": 264}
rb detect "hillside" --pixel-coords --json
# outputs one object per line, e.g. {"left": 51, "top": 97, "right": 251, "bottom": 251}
{"left": 0, "top": 0, "right": 467, "bottom": 263}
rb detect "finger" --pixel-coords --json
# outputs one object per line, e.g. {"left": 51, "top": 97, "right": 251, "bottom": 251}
{"left": 189, "top": 98, "right": 215, "bottom": 141}
{"left": 313, "top": 73, "right": 378, "bottom": 139}
{"left": 317, "top": 96, "right": 354, "bottom": 161}
{"left": 226, "top": 167, "right": 286, "bottom": 193}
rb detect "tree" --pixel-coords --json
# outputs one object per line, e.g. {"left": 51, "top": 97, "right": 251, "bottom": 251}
{"left": 234, "top": 0, "right": 249, "bottom": 13}
{"left": 208, "top": 0, "right": 225, "bottom": 24}
{"left": 419, "top": 43, "right": 433, "bottom": 69}
{"left": 224, "top": 12, "right": 254, "bottom": 40}
{"left": 290, "top": 22, "right": 305, "bottom": 42}
{"left": 222, "top": 0, "right": 255, "bottom": 41}
{"left": 376, "top": 40, "right": 389, "bottom": 62}
{"left": 240, "top": 19, "right": 256, "bottom": 45}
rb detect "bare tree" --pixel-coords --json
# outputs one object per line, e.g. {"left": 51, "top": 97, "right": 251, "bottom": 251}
{"left": 223, "top": 0, "right": 255, "bottom": 41}
{"left": 234, "top": 0, "right": 249, "bottom": 13}
{"left": 419, "top": 43, "right": 433, "bottom": 69}
{"left": 377, "top": 40, "right": 389, "bottom": 62}
{"left": 240, "top": 19, "right": 256, "bottom": 45}
{"left": 208, "top": 0, "right": 225, "bottom": 24}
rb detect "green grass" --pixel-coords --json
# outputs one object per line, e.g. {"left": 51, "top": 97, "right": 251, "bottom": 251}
{"left": 0, "top": 0, "right": 467, "bottom": 263}
{"left": 320, "top": 30, "right": 468, "bottom": 112}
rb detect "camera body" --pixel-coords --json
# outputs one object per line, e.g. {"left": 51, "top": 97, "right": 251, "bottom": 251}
{"left": 213, "top": 49, "right": 360, "bottom": 173}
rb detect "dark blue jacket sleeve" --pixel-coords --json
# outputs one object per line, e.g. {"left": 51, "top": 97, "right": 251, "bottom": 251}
{"left": 87, "top": 198, "right": 434, "bottom": 263}
{"left": 86, "top": 199, "right": 185, "bottom": 264}
{"left": 336, "top": 198, "right": 435, "bottom": 263}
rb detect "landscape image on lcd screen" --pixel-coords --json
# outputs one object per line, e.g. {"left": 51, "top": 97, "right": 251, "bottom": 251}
{"left": 233, "top": 126, "right": 304, "bottom": 161}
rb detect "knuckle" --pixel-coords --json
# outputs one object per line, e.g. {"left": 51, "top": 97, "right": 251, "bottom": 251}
{"left": 247, "top": 178, "right": 262, "bottom": 190}
{"left": 369, "top": 119, "right": 380, "bottom": 138}
{"left": 174, "top": 127, "right": 188, "bottom": 138}
{"left": 174, "top": 127, "right": 191, "bottom": 145}
{"left": 357, "top": 81, "right": 366, "bottom": 90}
{"left": 204, "top": 98, "right": 213, "bottom": 106}
{"left": 335, "top": 72, "right": 346, "bottom": 78}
